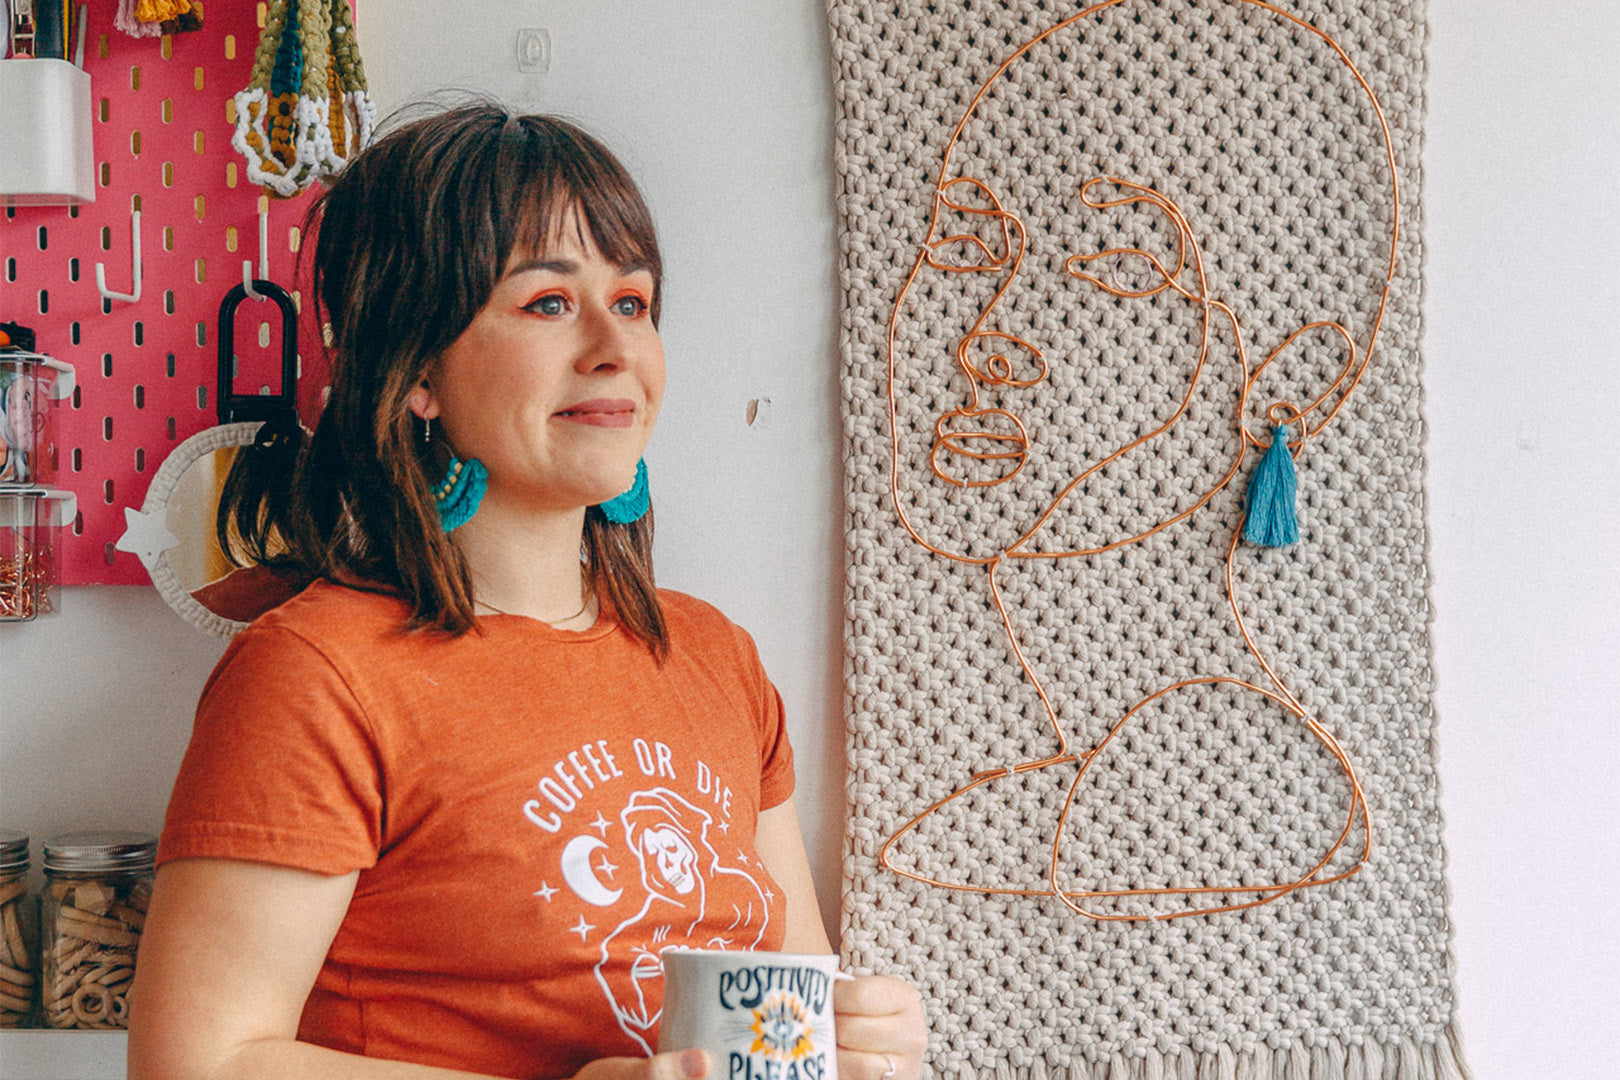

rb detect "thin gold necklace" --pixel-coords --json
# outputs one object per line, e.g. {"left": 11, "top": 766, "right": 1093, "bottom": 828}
{"left": 476, "top": 573, "right": 593, "bottom": 626}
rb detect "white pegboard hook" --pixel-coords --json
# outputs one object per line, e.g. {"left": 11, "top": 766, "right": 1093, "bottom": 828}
{"left": 243, "top": 200, "right": 270, "bottom": 301}
{"left": 95, "top": 209, "right": 142, "bottom": 304}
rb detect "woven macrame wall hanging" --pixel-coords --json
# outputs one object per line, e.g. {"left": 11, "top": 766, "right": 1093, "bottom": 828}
{"left": 826, "top": 1, "right": 1471, "bottom": 1077}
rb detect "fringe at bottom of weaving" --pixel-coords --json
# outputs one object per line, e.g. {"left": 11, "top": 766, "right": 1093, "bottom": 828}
{"left": 953, "top": 1022, "right": 1472, "bottom": 1080}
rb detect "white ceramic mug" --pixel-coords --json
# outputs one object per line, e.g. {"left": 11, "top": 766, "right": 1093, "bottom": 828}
{"left": 658, "top": 949, "right": 851, "bottom": 1080}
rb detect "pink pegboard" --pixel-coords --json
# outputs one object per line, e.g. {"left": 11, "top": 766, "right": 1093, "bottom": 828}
{"left": 0, "top": 2, "right": 339, "bottom": 584}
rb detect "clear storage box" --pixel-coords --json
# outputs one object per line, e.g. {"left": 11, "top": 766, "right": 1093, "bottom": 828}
{"left": 0, "top": 488, "right": 74, "bottom": 621}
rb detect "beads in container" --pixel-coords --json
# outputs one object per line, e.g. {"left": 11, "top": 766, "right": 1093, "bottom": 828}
{"left": 41, "top": 832, "right": 155, "bottom": 1030}
{"left": 0, "top": 831, "right": 35, "bottom": 1027}
{"left": 0, "top": 488, "right": 73, "bottom": 622}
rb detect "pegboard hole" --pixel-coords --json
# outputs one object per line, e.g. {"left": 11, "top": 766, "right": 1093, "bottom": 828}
{"left": 164, "top": 290, "right": 176, "bottom": 315}
{"left": 4, "top": 258, "right": 14, "bottom": 281}
{"left": 134, "top": 322, "right": 144, "bottom": 347}
{"left": 166, "top": 354, "right": 176, "bottom": 378}
{"left": 162, "top": 162, "right": 174, "bottom": 188}
{"left": 135, "top": 447, "right": 146, "bottom": 472}
{"left": 161, "top": 36, "right": 173, "bottom": 61}
{"left": 130, "top": 66, "right": 141, "bottom": 92}
{"left": 195, "top": 258, "right": 206, "bottom": 284}
{"left": 226, "top": 226, "right": 238, "bottom": 252}
{"left": 195, "top": 322, "right": 207, "bottom": 347}
{"left": 72, "top": 448, "right": 82, "bottom": 473}
{"left": 101, "top": 298, "right": 112, "bottom": 315}
{"left": 72, "top": 386, "right": 81, "bottom": 410}
{"left": 258, "top": 322, "right": 271, "bottom": 348}
{"left": 36, "top": 225, "right": 47, "bottom": 250}
{"left": 162, "top": 98, "right": 173, "bottom": 124}
{"left": 37, "top": 289, "right": 48, "bottom": 315}
{"left": 167, "top": 417, "right": 177, "bottom": 440}
{"left": 134, "top": 385, "right": 146, "bottom": 409}
{"left": 225, "top": 34, "right": 236, "bottom": 59}
{"left": 163, "top": 226, "right": 175, "bottom": 252}
{"left": 196, "top": 386, "right": 208, "bottom": 410}
{"left": 131, "top": 130, "right": 142, "bottom": 156}
{"left": 99, "top": 98, "right": 110, "bottom": 123}
{"left": 288, "top": 226, "right": 301, "bottom": 252}
{"left": 70, "top": 322, "right": 81, "bottom": 346}
{"left": 69, "top": 257, "right": 80, "bottom": 282}
{"left": 103, "top": 478, "right": 115, "bottom": 504}
{"left": 226, "top": 162, "right": 239, "bottom": 189}
{"left": 194, "top": 67, "right": 205, "bottom": 91}
{"left": 194, "top": 131, "right": 205, "bottom": 156}
{"left": 73, "top": 511, "right": 83, "bottom": 536}
{"left": 100, "top": 162, "right": 111, "bottom": 187}
{"left": 100, "top": 226, "right": 111, "bottom": 251}
{"left": 103, "top": 417, "right": 114, "bottom": 442}
{"left": 195, "top": 195, "right": 206, "bottom": 221}
{"left": 102, "top": 353, "right": 113, "bottom": 379}
{"left": 104, "top": 542, "right": 116, "bottom": 565}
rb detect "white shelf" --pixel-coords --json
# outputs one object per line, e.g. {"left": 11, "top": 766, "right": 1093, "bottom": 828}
{"left": 0, "top": 1030, "right": 126, "bottom": 1079}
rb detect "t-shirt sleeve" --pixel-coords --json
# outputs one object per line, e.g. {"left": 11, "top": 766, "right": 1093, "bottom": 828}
{"left": 718, "top": 614, "right": 795, "bottom": 811}
{"left": 157, "top": 624, "right": 384, "bottom": 875}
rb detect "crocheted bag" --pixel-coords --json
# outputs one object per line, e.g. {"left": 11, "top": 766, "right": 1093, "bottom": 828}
{"left": 231, "top": 0, "right": 376, "bottom": 197}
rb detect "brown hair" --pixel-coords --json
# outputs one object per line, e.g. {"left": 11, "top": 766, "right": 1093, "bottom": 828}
{"left": 231, "top": 103, "right": 668, "bottom": 653}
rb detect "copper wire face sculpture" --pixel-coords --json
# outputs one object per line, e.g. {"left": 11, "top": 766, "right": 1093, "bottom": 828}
{"left": 881, "top": 0, "right": 1400, "bottom": 920}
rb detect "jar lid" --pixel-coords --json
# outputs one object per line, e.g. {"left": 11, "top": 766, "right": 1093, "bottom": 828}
{"left": 42, "top": 831, "right": 157, "bottom": 873}
{"left": 0, "top": 830, "right": 27, "bottom": 872}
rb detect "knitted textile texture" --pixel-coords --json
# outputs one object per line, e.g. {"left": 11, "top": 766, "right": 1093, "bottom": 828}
{"left": 826, "top": 2, "right": 1471, "bottom": 1078}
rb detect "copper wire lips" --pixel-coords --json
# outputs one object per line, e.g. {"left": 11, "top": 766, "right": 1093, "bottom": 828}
{"left": 879, "top": 0, "right": 1400, "bottom": 920}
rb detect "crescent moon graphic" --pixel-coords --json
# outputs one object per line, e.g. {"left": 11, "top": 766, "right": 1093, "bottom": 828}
{"left": 561, "top": 835, "right": 623, "bottom": 907}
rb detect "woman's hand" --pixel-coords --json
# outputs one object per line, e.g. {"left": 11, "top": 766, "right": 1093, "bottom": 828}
{"left": 835, "top": 974, "right": 928, "bottom": 1080}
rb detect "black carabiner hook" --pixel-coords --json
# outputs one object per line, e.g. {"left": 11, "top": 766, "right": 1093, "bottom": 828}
{"left": 217, "top": 280, "right": 300, "bottom": 428}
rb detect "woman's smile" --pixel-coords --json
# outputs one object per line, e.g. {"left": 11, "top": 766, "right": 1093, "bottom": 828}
{"left": 556, "top": 398, "right": 638, "bottom": 428}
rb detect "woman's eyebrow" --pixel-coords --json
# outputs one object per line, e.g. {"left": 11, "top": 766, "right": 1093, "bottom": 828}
{"left": 503, "top": 256, "right": 656, "bottom": 280}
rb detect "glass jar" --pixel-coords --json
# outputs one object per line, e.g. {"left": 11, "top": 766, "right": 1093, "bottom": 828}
{"left": 0, "top": 831, "right": 34, "bottom": 1027}
{"left": 41, "top": 831, "right": 156, "bottom": 1030}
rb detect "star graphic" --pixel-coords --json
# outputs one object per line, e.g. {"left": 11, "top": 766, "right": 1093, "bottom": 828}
{"left": 569, "top": 915, "right": 595, "bottom": 942}
{"left": 114, "top": 505, "right": 180, "bottom": 565}
{"left": 595, "top": 856, "right": 618, "bottom": 881}
{"left": 736, "top": 849, "right": 750, "bottom": 866}
{"left": 533, "top": 882, "right": 558, "bottom": 902}
{"left": 764, "top": 887, "right": 775, "bottom": 903}
{"left": 590, "top": 812, "right": 612, "bottom": 836}
{"left": 718, "top": 819, "right": 731, "bottom": 835}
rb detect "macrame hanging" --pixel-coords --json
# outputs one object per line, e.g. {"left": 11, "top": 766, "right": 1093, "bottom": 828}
{"left": 231, "top": 0, "right": 376, "bottom": 198}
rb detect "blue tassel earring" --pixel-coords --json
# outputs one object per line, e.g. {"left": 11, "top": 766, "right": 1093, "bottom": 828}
{"left": 597, "top": 458, "right": 650, "bottom": 524}
{"left": 1242, "top": 425, "right": 1299, "bottom": 547}
{"left": 433, "top": 453, "right": 488, "bottom": 533}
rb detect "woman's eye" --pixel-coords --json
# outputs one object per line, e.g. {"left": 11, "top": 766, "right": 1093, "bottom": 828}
{"left": 528, "top": 294, "right": 569, "bottom": 316}
{"left": 612, "top": 294, "right": 649, "bottom": 318}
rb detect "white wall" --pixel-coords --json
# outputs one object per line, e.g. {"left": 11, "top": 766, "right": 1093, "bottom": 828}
{"left": 0, "top": 2, "right": 1615, "bottom": 1079}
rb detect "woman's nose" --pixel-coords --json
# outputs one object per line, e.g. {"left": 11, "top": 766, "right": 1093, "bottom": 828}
{"left": 574, "top": 305, "right": 636, "bottom": 374}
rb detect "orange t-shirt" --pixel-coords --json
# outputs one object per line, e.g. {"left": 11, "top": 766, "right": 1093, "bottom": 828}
{"left": 158, "top": 581, "right": 795, "bottom": 1079}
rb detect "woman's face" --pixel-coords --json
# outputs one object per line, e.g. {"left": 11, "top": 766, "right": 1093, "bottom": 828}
{"left": 414, "top": 215, "right": 665, "bottom": 515}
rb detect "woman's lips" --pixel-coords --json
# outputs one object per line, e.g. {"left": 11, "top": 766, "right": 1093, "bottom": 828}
{"left": 555, "top": 398, "right": 636, "bottom": 428}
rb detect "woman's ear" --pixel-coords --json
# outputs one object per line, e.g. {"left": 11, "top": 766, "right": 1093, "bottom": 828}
{"left": 405, "top": 379, "right": 440, "bottom": 422}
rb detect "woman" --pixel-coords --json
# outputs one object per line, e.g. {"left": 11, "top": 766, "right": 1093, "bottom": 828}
{"left": 128, "top": 105, "right": 926, "bottom": 1080}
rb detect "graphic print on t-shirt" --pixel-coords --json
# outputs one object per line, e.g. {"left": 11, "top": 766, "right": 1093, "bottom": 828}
{"left": 523, "top": 736, "right": 774, "bottom": 1055}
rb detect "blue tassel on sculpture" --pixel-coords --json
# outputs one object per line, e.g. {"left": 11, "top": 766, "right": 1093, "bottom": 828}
{"left": 1243, "top": 425, "right": 1299, "bottom": 547}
